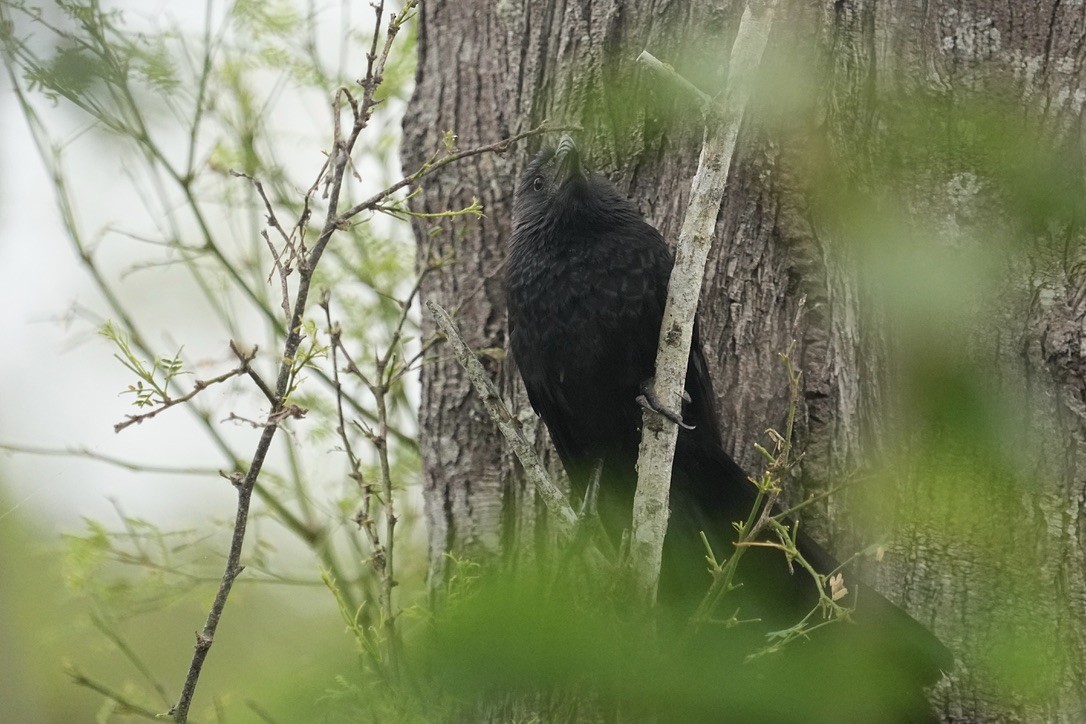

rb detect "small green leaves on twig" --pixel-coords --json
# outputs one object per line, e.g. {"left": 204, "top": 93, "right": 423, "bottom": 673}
{"left": 100, "top": 321, "right": 188, "bottom": 409}
{"left": 374, "top": 190, "right": 483, "bottom": 220}
{"left": 101, "top": 322, "right": 260, "bottom": 433}
{"left": 689, "top": 335, "right": 866, "bottom": 660}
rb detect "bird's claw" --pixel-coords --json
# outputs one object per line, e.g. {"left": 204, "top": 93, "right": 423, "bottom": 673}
{"left": 637, "top": 379, "right": 695, "bottom": 430}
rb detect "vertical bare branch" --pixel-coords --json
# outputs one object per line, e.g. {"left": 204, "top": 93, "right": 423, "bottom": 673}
{"left": 630, "top": 0, "right": 779, "bottom": 602}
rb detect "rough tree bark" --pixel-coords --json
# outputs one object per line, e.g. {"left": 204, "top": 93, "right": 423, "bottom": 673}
{"left": 403, "top": 1, "right": 1086, "bottom": 721}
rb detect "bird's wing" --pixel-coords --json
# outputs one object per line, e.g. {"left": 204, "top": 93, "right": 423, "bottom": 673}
{"left": 508, "top": 321, "right": 593, "bottom": 472}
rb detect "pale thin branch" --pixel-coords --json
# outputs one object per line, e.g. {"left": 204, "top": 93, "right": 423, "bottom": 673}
{"left": 631, "top": 0, "right": 780, "bottom": 602}
{"left": 0, "top": 442, "right": 218, "bottom": 476}
{"left": 427, "top": 300, "right": 577, "bottom": 533}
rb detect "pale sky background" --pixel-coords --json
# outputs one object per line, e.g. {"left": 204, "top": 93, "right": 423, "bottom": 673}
{"left": 0, "top": 0, "right": 412, "bottom": 541}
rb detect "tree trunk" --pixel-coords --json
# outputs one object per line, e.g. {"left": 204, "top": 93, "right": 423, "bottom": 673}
{"left": 403, "top": 1, "right": 1086, "bottom": 720}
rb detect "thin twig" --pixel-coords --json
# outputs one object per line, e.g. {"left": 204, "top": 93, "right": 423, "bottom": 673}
{"left": 90, "top": 613, "right": 171, "bottom": 706}
{"left": 0, "top": 0, "right": 359, "bottom": 656}
{"left": 67, "top": 664, "right": 162, "bottom": 721}
{"left": 319, "top": 292, "right": 384, "bottom": 660}
{"left": 334, "top": 121, "right": 572, "bottom": 228}
{"left": 230, "top": 170, "right": 300, "bottom": 322}
{"left": 230, "top": 341, "right": 277, "bottom": 405}
{"left": 688, "top": 338, "right": 844, "bottom": 641}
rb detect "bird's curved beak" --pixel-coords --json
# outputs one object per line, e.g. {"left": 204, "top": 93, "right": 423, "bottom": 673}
{"left": 554, "top": 134, "right": 584, "bottom": 186}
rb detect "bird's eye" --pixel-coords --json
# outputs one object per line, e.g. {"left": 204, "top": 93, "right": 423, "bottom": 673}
{"left": 532, "top": 176, "right": 544, "bottom": 192}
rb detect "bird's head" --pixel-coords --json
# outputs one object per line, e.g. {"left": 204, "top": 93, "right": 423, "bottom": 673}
{"left": 511, "top": 135, "right": 635, "bottom": 235}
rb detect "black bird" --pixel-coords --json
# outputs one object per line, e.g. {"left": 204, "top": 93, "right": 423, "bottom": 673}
{"left": 504, "top": 135, "right": 951, "bottom": 722}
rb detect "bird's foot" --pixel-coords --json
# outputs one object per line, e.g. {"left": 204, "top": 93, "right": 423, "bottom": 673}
{"left": 636, "top": 378, "right": 695, "bottom": 430}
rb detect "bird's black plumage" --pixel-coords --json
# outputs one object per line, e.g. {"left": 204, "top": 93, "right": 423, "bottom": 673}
{"left": 505, "top": 136, "right": 817, "bottom": 583}
{"left": 504, "top": 136, "right": 951, "bottom": 721}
